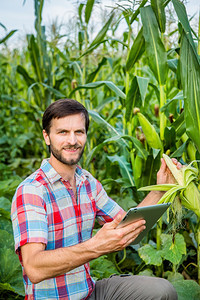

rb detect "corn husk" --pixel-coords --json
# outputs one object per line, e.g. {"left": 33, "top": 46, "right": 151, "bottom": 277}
{"left": 139, "top": 154, "right": 200, "bottom": 218}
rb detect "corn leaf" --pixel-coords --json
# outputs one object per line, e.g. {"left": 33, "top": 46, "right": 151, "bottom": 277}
{"left": 89, "top": 13, "right": 114, "bottom": 48}
{"left": 171, "top": 112, "right": 186, "bottom": 138}
{"left": 140, "top": 6, "right": 168, "bottom": 85}
{"left": 79, "top": 39, "right": 108, "bottom": 57}
{"left": 172, "top": 0, "right": 200, "bottom": 153}
{"left": 95, "top": 97, "right": 116, "bottom": 112}
{"left": 170, "top": 142, "right": 187, "bottom": 158}
{"left": 138, "top": 184, "right": 178, "bottom": 192}
{"left": 125, "top": 76, "right": 140, "bottom": 123}
{"left": 85, "top": 0, "right": 95, "bottom": 24}
{"left": 107, "top": 155, "right": 135, "bottom": 187}
{"left": 88, "top": 110, "right": 126, "bottom": 138}
{"left": 17, "top": 65, "right": 35, "bottom": 86}
{"left": 27, "top": 34, "right": 43, "bottom": 83}
{"left": 151, "top": 0, "right": 166, "bottom": 33}
{"left": 78, "top": 3, "right": 84, "bottom": 25}
{"left": 87, "top": 57, "right": 107, "bottom": 83}
{"left": 157, "top": 186, "right": 184, "bottom": 204}
{"left": 0, "top": 23, "right": 7, "bottom": 30}
{"left": 85, "top": 136, "right": 129, "bottom": 167}
{"left": 40, "top": 83, "right": 66, "bottom": 98}
{"left": 172, "top": 0, "right": 199, "bottom": 63}
{"left": 137, "top": 76, "right": 150, "bottom": 106}
{"left": 34, "top": 0, "right": 44, "bottom": 31}
{"left": 101, "top": 179, "right": 136, "bottom": 192}
{"left": 167, "top": 58, "right": 178, "bottom": 73}
{"left": 80, "top": 39, "right": 127, "bottom": 58}
{"left": 180, "top": 32, "right": 200, "bottom": 153}
{"left": 86, "top": 134, "right": 148, "bottom": 166}
{"left": 16, "top": 65, "right": 42, "bottom": 106}
{"left": 125, "top": 75, "right": 148, "bottom": 120}
{"left": 130, "top": 0, "right": 148, "bottom": 24}
{"left": 160, "top": 91, "right": 184, "bottom": 113}
{"left": 181, "top": 183, "right": 200, "bottom": 218}
{"left": 0, "top": 30, "right": 17, "bottom": 44}
{"left": 70, "top": 81, "right": 126, "bottom": 99}
{"left": 126, "top": 28, "right": 145, "bottom": 72}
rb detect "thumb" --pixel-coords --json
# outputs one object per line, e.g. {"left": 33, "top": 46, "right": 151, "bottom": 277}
{"left": 110, "top": 213, "right": 124, "bottom": 229}
{"left": 160, "top": 158, "right": 167, "bottom": 171}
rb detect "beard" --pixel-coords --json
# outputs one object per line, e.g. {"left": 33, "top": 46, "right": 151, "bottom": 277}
{"left": 49, "top": 142, "right": 85, "bottom": 166}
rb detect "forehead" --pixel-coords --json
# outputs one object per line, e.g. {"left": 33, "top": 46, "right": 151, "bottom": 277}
{"left": 50, "top": 113, "right": 86, "bottom": 130}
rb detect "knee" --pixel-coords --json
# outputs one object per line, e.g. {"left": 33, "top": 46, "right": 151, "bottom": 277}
{"left": 156, "top": 278, "right": 178, "bottom": 300}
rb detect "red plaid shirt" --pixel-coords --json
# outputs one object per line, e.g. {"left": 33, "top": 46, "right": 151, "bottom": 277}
{"left": 11, "top": 159, "right": 124, "bottom": 299}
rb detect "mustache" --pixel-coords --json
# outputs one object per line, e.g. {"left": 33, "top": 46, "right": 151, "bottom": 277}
{"left": 63, "top": 144, "right": 81, "bottom": 150}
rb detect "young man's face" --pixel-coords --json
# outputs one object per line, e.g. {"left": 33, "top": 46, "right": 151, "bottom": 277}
{"left": 43, "top": 113, "right": 87, "bottom": 166}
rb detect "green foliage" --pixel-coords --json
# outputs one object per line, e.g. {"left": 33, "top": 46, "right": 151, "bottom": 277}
{"left": 138, "top": 244, "right": 163, "bottom": 266}
{"left": 90, "top": 255, "right": 120, "bottom": 280}
{"left": 160, "top": 233, "right": 186, "bottom": 264}
{"left": 138, "top": 233, "right": 186, "bottom": 266}
{"left": 168, "top": 273, "right": 200, "bottom": 300}
{"left": 0, "top": 202, "right": 24, "bottom": 298}
{"left": 1, "top": 0, "right": 200, "bottom": 297}
{"left": 141, "top": 5, "right": 168, "bottom": 86}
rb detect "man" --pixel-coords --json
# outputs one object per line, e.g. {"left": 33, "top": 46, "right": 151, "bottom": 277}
{"left": 11, "top": 99, "right": 178, "bottom": 299}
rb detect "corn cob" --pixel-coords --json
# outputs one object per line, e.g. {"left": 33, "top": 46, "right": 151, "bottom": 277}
{"left": 136, "top": 111, "right": 163, "bottom": 151}
{"left": 139, "top": 154, "right": 200, "bottom": 218}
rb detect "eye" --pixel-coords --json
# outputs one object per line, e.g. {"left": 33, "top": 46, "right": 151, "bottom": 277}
{"left": 76, "top": 130, "right": 85, "bottom": 134}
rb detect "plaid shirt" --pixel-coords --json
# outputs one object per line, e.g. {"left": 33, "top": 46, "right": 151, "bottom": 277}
{"left": 11, "top": 159, "right": 123, "bottom": 300}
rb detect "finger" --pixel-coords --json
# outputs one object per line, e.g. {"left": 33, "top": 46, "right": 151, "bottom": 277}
{"left": 171, "top": 158, "right": 178, "bottom": 165}
{"left": 121, "top": 219, "right": 146, "bottom": 236}
{"left": 123, "top": 224, "right": 146, "bottom": 247}
{"left": 171, "top": 158, "right": 182, "bottom": 169}
{"left": 177, "top": 162, "right": 182, "bottom": 169}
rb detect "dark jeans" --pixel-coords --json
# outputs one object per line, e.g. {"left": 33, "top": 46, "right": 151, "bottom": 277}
{"left": 88, "top": 274, "right": 178, "bottom": 300}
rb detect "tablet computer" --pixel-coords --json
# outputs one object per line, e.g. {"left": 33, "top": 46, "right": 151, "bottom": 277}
{"left": 117, "top": 203, "right": 171, "bottom": 245}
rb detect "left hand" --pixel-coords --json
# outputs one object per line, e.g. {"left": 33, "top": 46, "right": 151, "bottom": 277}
{"left": 157, "top": 158, "right": 182, "bottom": 185}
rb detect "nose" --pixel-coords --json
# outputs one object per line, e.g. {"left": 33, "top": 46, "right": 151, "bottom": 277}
{"left": 67, "top": 132, "right": 77, "bottom": 145}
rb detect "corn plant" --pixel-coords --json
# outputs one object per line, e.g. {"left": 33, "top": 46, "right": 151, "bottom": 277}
{"left": 139, "top": 153, "right": 200, "bottom": 283}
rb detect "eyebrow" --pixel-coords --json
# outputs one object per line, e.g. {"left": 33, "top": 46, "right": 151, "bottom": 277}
{"left": 56, "top": 128, "right": 86, "bottom": 132}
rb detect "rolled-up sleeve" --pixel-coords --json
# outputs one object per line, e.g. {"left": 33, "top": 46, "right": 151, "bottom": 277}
{"left": 11, "top": 184, "right": 48, "bottom": 258}
{"left": 95, "top": 180, "right": 124, "bottom": 225}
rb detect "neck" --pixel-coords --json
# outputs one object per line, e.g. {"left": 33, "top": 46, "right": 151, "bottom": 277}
{"left": 48, "top": 154, "right": 77, "bottom": 182}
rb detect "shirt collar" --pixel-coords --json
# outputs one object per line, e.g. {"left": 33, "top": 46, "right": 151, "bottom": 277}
{"left": 40, "top": 159, "right": 87, "bottom": 185}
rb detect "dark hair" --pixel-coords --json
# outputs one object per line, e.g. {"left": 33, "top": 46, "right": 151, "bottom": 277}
{"left": 42, "top": 99, "right": 90, "bottom": 134}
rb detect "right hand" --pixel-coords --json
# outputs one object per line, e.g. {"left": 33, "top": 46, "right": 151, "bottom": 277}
{"left": 91, "top": 213, "right": 146, "bottom": 255}
{"left": 157, "top": 157, "right": 182, "bottom": 185}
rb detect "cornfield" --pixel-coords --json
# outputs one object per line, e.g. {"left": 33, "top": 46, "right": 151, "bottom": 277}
{"left": 0, "top": 0, "right": 200, "bottom": 299}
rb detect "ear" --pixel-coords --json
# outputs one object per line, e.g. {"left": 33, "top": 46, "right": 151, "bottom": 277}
{"left": 43, "top": 130, "right": 50, "bottom": 146}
